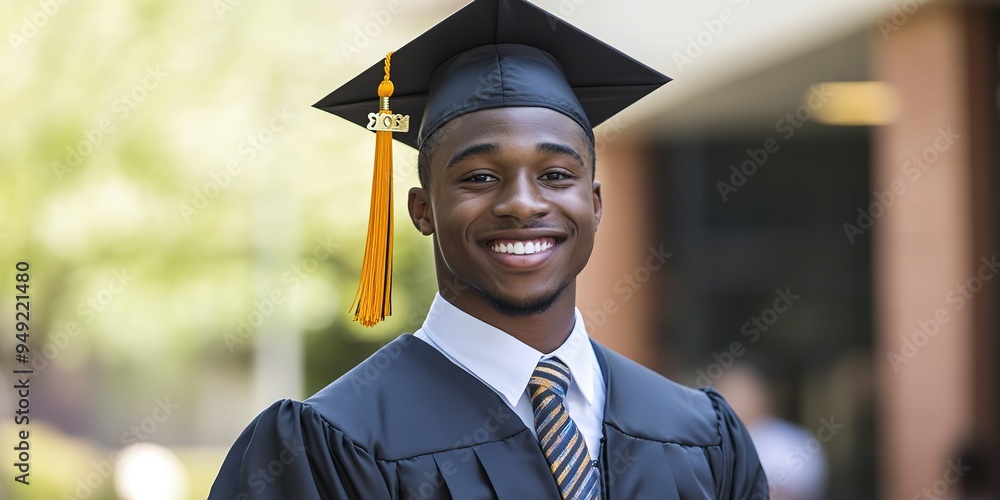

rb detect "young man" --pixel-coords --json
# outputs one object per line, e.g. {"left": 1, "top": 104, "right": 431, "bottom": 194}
{"left": 211, "top": 0, "right": 768, "bottom": 498}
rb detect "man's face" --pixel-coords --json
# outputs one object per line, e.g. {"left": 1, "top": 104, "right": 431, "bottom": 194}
{"left": 408, "top": 107, "right": 602, "bottom": 317}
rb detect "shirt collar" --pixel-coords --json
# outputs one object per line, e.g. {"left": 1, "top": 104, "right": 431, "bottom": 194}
{"left": 419, "top": 292, "right": 597, "bottom": 408}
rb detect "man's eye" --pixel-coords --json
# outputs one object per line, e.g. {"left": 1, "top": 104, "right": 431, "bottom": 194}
{"left": 541, "top": 172, "right": 572, "bottom": 181}
{"left": 464, "top": 173, "right": 497, "bottom": 183}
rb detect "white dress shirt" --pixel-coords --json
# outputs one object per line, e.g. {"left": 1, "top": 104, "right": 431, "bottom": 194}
{"left": 413, "top": 292, "right": 606, "bottom": 459}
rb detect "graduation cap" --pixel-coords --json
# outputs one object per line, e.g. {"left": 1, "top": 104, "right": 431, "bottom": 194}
{"left": 315, "top": 0, "right": 670, "bottom": 327}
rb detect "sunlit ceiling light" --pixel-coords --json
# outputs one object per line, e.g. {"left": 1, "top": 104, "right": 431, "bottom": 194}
{"left": 809, "top": 81, "right": 899, "bottom": 126}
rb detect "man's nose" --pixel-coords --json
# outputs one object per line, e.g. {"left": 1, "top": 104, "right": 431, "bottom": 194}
{"left": 491, "top": 173, "right": 550, "bottom": 220}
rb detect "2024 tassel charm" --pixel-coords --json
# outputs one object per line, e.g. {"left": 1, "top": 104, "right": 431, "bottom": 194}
{"left": 351, "top": 51, "right": 409, "bottom": 327}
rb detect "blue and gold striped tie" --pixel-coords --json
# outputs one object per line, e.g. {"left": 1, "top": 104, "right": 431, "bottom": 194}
{"left": 528, "top": 357, "right": 600, "bottom": 500}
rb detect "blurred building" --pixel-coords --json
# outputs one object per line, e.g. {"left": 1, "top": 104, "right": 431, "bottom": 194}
{"left": 575, "top": 1, "right": 999, "bottom": 498}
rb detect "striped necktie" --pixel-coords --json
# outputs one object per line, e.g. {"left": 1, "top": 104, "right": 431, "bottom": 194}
{"left": 528, "top": 357, "right": 600, "bottom": 500}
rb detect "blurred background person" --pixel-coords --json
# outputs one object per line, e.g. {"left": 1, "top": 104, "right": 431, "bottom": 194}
{"left": 717, "top": 358, "right": 828, "bottom": 500}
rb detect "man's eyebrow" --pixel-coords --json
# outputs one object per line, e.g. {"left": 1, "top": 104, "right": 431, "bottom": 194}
{"left": 536, "top": 142, "right": 585, "bottom": 167}
{"left": 445, "top": 143, "right": 500, "bottom": 170}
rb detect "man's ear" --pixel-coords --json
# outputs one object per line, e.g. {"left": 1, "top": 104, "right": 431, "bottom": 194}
{"left": 592, "top": 181, "right": 603, "bottom": 231}
{"left": 408, "top": 187, "right": 435, "bottom": 235}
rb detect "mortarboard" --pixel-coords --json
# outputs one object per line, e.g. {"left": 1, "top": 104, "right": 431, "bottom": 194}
{"left": 315, "top": 0, "right": 670, "bottom": 327}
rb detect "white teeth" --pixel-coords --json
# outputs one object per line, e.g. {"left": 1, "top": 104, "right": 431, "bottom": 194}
{"left": 490, "top": 239, "right": 554, "bottom": 255}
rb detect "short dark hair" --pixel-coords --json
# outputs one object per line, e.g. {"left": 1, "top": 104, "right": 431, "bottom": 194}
{"left": 416, "top": 128, "right": 443, "bottom": 188}
{"left": 416, "top": 126, "right": 596, "bottom": 188}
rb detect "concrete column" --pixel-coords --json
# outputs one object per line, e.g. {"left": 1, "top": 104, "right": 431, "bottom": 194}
{"left": 872, "top": 4, "right": 976, "bottom": 498}
{"left": 579, "top": 136, "right": 660, "bottom": 370}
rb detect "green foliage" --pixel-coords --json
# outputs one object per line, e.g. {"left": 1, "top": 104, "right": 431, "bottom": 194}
{"left": 1, "top": 0, "right": 437, "bottom": 496}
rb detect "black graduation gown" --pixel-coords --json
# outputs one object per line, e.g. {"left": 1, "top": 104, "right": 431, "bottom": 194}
{"left": 210, "top": 334, "right": 768, "bottom": 499}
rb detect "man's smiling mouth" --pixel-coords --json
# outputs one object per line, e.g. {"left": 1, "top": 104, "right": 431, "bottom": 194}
{"left": 487, "top": 238, "right": 557, "bottom": 255}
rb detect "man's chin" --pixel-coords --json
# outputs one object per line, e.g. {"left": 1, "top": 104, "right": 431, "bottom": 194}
{"left": 483, "top": 285, "right": 568, "bottom": 318}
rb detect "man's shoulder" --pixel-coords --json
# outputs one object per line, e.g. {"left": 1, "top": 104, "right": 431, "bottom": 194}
{"left": 307, "top": 334, "right": 423, "bottom": 404}
{"left": 302, "top": 334, "right": 431, "bottom": 432}
{"left": 301, "top": 334, "right": 524, "bottom": 461}
{"left": 595, "top": 342, "right": 725, "bottom": 448}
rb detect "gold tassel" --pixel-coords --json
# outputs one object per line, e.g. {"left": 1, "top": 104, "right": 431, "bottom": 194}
{"left": 351, "top": 52, "right": 409, "bottom": 327}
